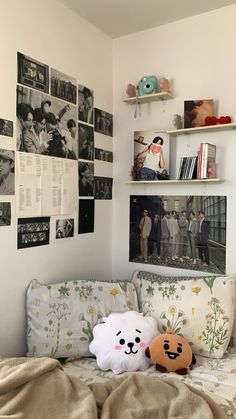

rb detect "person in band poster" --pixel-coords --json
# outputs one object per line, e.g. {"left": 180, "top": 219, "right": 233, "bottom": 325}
{"left": 129, "top": 195, "right": 226, "bottom": 274}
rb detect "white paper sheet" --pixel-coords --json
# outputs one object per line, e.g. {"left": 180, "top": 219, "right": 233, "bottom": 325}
{"left": 16, "top": 153, "right": 77, "bottom": 217}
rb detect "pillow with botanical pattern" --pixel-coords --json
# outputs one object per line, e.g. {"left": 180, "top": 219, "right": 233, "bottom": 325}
{"left": 132, "top": 272, "right": 236, "bottom": 358}
{"left": 27, "top": 278, "right": 138, "bottom": 359}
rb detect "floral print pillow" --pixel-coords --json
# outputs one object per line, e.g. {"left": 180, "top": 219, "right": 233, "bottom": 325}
{"left": 27, "top": 279, "right": 138, "bottom": 359}
{"left": 132, "top": 272, "right": 236, "bottom": 358}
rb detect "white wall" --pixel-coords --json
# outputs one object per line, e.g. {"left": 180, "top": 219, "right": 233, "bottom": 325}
{"left": 112, "top": 5, "right": 236, "bottom": 280}
{"left": 0, "top": 0, "right": 113, "bottom": 356}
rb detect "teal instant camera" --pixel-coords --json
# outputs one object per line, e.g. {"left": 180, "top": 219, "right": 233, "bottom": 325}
{"left": 138, "top": 75, "right": 159, "bottom": 96}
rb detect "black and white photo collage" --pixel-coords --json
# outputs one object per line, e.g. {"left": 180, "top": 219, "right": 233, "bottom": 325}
{"left": 15, "top": 52, "right": 113, "bottom": 241}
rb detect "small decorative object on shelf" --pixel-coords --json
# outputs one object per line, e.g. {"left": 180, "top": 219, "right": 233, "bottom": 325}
{"left": 126, "top": 83, "right": 136, "bottom": 98}
{"left": 159, "top": 77, "right": 170, "bottom": 93}
{"left": 172, "top": 114, "right": 182, "bottom": 129}
{"left": 205, "top": 115, "right": 232, "bottom": 125}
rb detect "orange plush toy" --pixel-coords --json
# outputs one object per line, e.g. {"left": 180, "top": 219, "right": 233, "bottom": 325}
{"left": 145, "top": 328, "right": 196, "bottom": 375}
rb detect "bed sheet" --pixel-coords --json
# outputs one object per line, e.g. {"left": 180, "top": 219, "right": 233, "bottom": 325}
{"left": 64, "top": 347, "right": 236, "bottom": 418}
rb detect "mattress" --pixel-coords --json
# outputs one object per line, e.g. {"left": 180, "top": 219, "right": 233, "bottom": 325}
{"left": 64, "top": 347, "right": 236, "bottom": 418}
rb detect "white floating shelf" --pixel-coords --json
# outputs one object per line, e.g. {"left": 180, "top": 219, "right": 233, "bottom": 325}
{"left": 123, "top": 92, "right": 173, "bottom": 104}
{"left": 167, "top": 123, "right": 236, "bottom": 135}
{"left": 126, "top": 178, "right": 225, "bottom": 184}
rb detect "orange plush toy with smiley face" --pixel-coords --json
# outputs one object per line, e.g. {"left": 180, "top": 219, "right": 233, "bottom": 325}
{"left": 145, "top": 328, "right": 196, "bottom": 375}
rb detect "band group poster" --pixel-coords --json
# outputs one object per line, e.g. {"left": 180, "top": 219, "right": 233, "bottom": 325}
{"left": 130, "top": 195, "right": 226, "bottom": 274}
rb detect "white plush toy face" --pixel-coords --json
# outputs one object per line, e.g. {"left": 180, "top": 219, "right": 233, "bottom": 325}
{"left": 89, "top": 311, "right": 159, "bottom": 375}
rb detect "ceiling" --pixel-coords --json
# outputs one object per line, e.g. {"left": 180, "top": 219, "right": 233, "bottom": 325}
{"left": 58, "top": 0, "right": 236, "bottom": 38}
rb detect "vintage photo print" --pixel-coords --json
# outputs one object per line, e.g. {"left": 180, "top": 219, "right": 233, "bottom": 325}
{"left": 0, "top": 149, "right": 15, "bottom": 195}
{"left": 0, "top": 118, "right": 13, "bottom": 138}
{"left": 133, "top": 131, "right": 170, "bottom": 181}
{"left": 56, "top": 218, "right": 74, "bottom": 239}
{"left": 0, "top": 202, "right": 11, "bottom": 226}
{"left": 78, "top": 161, "right": 94, "bottom": 197}
{"left": 78, "top": 199, "right": 94, "bottom": 234}
{"left": 184, "top": 99, "right": 214, "bottom": 128}
{"left": 51, "top": 68, "right": 77, "bottom": 105}
{"left": 130, "top": 195, "right": 226, "bottom": 274}
{"left": 16, "top": 85, "right": 78, "bottom": 159}
{"left": 78, "top": 123, "right": 94, "bottom": 161}
{"left": 95, "top": 147, "right": 113, "bottom": 163}
{"left": 78, "top": 84, "right": 94, "bottom": 125}
{"left": 17, "top": 216, "right": 50, "bottom": 249}
{"left": 94, "top": 108, "right": 113, "bottom": 137}
{"left": 94, "top": 176, "right": 113, "bottom": 200}
{"left": 17, "top": 52, "right": 49, "bottom": 93}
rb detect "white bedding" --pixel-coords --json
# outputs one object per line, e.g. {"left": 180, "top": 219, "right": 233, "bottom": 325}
{"left": 64, "top": 347, "right": 236, "bottom": 418}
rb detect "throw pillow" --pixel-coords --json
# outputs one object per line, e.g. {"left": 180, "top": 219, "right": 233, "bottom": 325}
{"left": 132, "top": 272, "right": 236, "bottom": 358}
{"left": 26, "top": 278, "right": 138, "bottom": 359}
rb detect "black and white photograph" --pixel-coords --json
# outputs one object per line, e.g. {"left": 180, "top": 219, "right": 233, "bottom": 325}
{"left": 94, "top": 108, "right": 113, "bottom": 137}
{"left": 78, "top": 123, "right": 94, "bottom": 161}
{"left": 130, "top": 195, "right": 227, "bottom": 274}
{"left": 16, "top": 85, "right": 78, "bottom": 159}
{"left": 78, "top": 84, "right": 94, "bottom": 125}
{"left": 78, "top": 199, "right": 94, "bottom": 234}
{"left": 133, "top": 131, "right": 170, "bottom": 181}
{"left": 0, "top": 118, "right": 13, "bottom": 137}
{"left": 0, "top": 149, "right": 15, "bottom": 195}
{"left": 94, "top": 176, "right": 113, "bottom": 200}
{"left": 17, "top": 52, "right": 49, "bottom": 93}
{"left": 51, "top": 68, "right": 77, "bottom": 105}
{"left": 17, "top": 216, "right": 50, "bottom": 249}
{"left": 78, "top": 161, "right": 94, "bottom": 197}
{"left": 56, "top": 218, "right": 74, "bottom": 239}
{"left": 0, "top": 202, "right": 11, "bottom": 226}
{"left": 95, "top": 147, "right": 113, "bottom": 163}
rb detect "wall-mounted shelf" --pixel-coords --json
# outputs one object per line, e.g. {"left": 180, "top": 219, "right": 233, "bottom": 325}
{"left": 126, "top": 178, "right": 225, "bottom": 184}
{"left": 123, "top": 91, "right": 173, "bottom": 105}
{"left": 167, "top": 123, "right": 236, "bottom": 136}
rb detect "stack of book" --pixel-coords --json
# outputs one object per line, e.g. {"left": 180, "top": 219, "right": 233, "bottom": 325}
{"left": 197, "top": 143, "right": 216, "bottom": 179}
{"left": 177, "top": 156, "right": 198, "bottom": 180}
{"left": 177, "top": 143, "right": 217, "bottom": 180}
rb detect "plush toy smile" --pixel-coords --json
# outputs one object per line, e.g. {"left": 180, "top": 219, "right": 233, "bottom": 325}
{"left": 125, "top": 347, "right": 138, "bottom": 355}
{"left": 165, "top": 351, "right": 179, "bottom": 360}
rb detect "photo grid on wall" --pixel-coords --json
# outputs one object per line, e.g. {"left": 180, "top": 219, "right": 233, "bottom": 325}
{"left": 11, "top": 51, "right": 114, "bottom": 245}
{"left": 130, "top": 195, "right": 227, "bottom": 274}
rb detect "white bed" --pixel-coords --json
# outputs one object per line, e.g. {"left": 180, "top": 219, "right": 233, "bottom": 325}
{"left": 64, "top": 347, "right": 236, "bottom": 418}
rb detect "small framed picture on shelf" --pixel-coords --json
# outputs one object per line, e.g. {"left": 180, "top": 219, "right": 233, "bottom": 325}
{"left": 184, "top": 99, "right": 214, "bottom": 128}
{"left": 132, "top": 131, "right": 170, "bottom": 181}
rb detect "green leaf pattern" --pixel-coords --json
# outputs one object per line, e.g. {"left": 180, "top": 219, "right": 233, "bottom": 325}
{"left": 133, "top": 272, "right": 235, "bottom": 358}
{"left": 27, "top": 279, "right": 138, "bottom": 358}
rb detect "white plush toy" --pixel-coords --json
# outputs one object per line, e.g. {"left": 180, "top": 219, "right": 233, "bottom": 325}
{"left": 89, "top": 311, "right": 159, "bottom": 374}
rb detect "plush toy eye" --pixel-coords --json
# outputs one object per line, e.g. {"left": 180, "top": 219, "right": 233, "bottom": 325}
{"left": 177, "top": 346, "right": 182, "bottom": 353}
{"left": 119, "top": 339, "right": 125, "bottom": 345}
{"left": 163, "top": 343, "right": 169, "bottom": 350}
{"left": 135, "top": 337, "right": 141, "bottom": 343}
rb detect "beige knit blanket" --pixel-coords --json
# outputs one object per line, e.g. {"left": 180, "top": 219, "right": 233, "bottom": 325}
{"left": 0, "top": 357, "right": 227, "bottom": 419}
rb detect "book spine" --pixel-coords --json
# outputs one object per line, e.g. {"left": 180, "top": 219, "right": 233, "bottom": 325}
{"left": 197, "top": 143, "right": 203, "bottom": 179}
{"left": 201, "top": 143, "right": 207, "bottom": 178}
